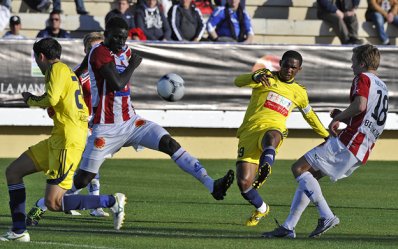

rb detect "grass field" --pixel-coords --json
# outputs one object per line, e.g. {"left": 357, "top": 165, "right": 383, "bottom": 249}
{"left": 0, "top": 158, "right": 397, "bottom": 249}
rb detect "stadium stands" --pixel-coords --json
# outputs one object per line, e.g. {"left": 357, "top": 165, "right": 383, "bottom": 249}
{"left": 3, "top": 0, "right": 398, "bottom": 44}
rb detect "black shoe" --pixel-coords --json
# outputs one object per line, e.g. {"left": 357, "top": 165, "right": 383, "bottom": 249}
{"left": 349, "top": 37, "right": 364, "bottom": 45}
{"left": 262, "top": 219, "right": 296, "bottom": 238}
{"left": 252, "top": 162, "right": 271, "bottom": 189}
{"left": 211, "top": 170, "right": 234, "bottom": 200}
{"left": 77, "top": 10, "right": 89, "bottom": 15}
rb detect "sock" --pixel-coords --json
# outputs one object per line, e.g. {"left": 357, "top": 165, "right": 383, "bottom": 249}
{"left": 62, "top": 194, "right": 115, "bottom": 211}
{"left": 283, "top": 187, "right": 310, "bottom": 230}
{"left": 298, "top": 172, "right": 334, "bottom": 219}
{"left": 36, "top": 197, "right": 48, "bottom": 212}
{"left": 259, "top": 146, "right": 276, "bottom": 166}
{"left": 88, "top": 176, "right": 100, "bottom": 196}
{"left": 171, "top": 147, "right": 214, "bottom": 192}
{"left": 241, "top": 187, "right": 264, "bottom": 209}
{"left": 8, "top": 183, "right": 26, "bottom": 234}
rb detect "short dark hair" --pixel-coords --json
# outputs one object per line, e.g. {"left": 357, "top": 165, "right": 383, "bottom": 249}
{"left": 105, "top": 16, "right": 128, "bottom": 31}
{"left": 50, "top": 9, "right": 62, "bottom": 16}
{"left": 281, "top": 50, "right": 303, "bottom": 66}
{"left": 33, "top": 38, "right": 62, "bottom": 60}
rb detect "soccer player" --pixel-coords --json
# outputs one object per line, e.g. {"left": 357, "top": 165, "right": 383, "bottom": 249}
{"left": 262, "top": 44, "right": 388, "bottom": 238}
{"left": 26, "top": 32, "right": 109, "bottom": 223}
{"left": 0, "top": 38, "right": 126, "bottom": 242}
{"left": 73, "top": 16, "right": 234, "bottom": 203}
{"left": 234, "top": 50, "right": 329, "bottom": 226}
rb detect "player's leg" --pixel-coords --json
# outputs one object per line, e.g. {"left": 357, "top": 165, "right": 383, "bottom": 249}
{"left": 56, "top": 148, "right": 126, "bottom": 230}
{"left": 136, "top": 121, "right": 233, "bottom": 200}
{"left": 89, "top": 174, "right": 110, "bottom": 217}
{"left": 0, "top": 152, "right": 39, "bottom": 242}
{"left": 253, "top": 130, "right": 282, "bottom": 188}
{"left": 236, "top": 161, "right": 269, "bottom": 226}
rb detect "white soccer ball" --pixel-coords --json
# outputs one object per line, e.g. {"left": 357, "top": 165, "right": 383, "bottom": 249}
{"left": 157, "top": 73, "right": 185, "bottom": 102}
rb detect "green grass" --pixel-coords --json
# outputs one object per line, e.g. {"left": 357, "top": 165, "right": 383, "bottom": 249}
{"left": 0, "top": 159, "right": 397, "bottom": 249}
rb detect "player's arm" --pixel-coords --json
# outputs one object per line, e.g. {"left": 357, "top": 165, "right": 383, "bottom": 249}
{"left": 234, "top": 69, "right": 273, "bottom": 88}
{"left": 74, "top": 53, "right": 89, "bottom": 77}
{"left": 98, "top": 52, "right": 142, "bottom": 91}
{"left": 300, "top": 105, "right": 329, "bottom": 138}
{"left": 329, "top": 96, "right": 367, "bottom": 136}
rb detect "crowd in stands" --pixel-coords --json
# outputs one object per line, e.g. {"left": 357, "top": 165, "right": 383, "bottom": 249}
{"left": 0, "top": 0, "right": 398, "bottom": 45}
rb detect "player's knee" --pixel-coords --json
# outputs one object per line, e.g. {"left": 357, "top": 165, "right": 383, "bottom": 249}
{"left": 237, "top": 176, "right": 252, "bottom": 192}
{"left": 74, "top": 170, "right": 96, "bottom": 190}
{"left": 158, "top": 135, "right": 181, "bottom": 156}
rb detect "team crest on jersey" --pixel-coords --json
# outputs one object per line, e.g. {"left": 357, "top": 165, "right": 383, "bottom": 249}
{"left": 135, "top": 119, "right": 146, "bottom": 127}
{"left": 94, "top": 137, "right": 106, "bottom": 149}
{"left": 264, "top": 91, "right": 292, "bottom": 116}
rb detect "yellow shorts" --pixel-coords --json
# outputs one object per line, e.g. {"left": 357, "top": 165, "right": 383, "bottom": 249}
{"left": 237, "top": 127, "right": 286, "bottom": 164}
{"left": 26, "top": 138, "right": 84, "bottom": 190}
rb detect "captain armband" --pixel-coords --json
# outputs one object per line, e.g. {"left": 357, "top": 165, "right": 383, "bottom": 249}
{"left": 301, "top": 104, "right": 312, "bottom": 114}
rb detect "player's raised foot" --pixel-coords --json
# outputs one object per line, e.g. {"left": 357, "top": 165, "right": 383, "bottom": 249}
{"left": 90, "top": 208, "right": 110, "bottom": 217}
{"left": 110, "top": 193, "right": 126, "bottom": 230}
{"left": 245, "top": 205, "right": 270, "bottom": 226}
{"left": 211, "top": 170, "right": 234, "bottom": 200}
{"left": 253, "top": 162, "right": 271, "bottom": 189}
{"left": 26, "top": 206, "right": 45, "bottom": 226}
{"left": 64, "top": 210, "right": 81, "bottom": 216}
{"left": 309, "top": 216, "right": 340, "bottom": 238}
{"left": 0, "top": 230, "right": 30, "bottom": 242}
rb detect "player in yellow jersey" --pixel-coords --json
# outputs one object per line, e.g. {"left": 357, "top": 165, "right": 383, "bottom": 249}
{"left": 0, "top": 38, "right": 126, "bottom": 242}
{"left": 234, "top": 50, "right": 329, "bottom": 227}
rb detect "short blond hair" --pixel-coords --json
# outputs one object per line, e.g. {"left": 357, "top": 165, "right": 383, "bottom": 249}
{"left": 353, "top": 44, "right": 380, "bottom": 70}
{"left": 83, "top": 32, "right": 104, "bottom": 52}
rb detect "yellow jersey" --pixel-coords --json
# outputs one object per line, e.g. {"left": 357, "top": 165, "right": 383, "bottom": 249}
{"left": 28, "top": 61, "right": 88, "bottom": 149}
{"left": 235, "top": 71, "right": 329, "bottom": 138}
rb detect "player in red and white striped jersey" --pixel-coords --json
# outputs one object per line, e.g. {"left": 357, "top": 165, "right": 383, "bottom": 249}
{"left": 73, "top": 17, "right": 234, "bottom": 204}
{"left": 262, "top": 44, "right": 388, "bottom": 239}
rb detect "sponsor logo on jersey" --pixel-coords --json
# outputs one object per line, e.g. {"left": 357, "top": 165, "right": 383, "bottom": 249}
{"left": 135, "top": 119, "right": 146, "bottom": 127}
{"left": 264, "top": 91, "right": 292, "bottom": 116}
{"left": 94, "top": 137, "right": 106, "bottom": 149}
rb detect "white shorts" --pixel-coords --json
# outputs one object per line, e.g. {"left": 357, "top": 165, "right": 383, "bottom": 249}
{"left": 80, "top": 115, "right": 169, "bottom": 173}
{"left": 304, "top": 137, "right": 361, "bottom": 182}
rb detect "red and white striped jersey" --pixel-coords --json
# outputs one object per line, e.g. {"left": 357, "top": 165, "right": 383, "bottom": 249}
{"left": 73, "top": 64, "right": 92, "bottom": 115}
{"left": 88, "top": 43, "right": 136, "bottom": 124}
{"left": 338, "top": 72, "right": 389, "bottom": 164}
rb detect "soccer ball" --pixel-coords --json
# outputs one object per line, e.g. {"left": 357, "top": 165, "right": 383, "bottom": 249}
{"left": 157, "top": 73, "right": 185, "bottom": 102}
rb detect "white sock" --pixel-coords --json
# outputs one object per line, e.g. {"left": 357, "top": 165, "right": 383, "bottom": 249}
{"left": 257, "top": 202, "right": 268, "bottom": 213}
{"left": 36, "top": 197, "right": 48, "bottom": 212}
{"left": 88, "top": 178, "right": 100, "bottom": 196}
{"left": 283, "top": 187, "right": 310, "bottom": 230}
{"left": 298, "top": 171, "right": 334, "bottom": 219}
{"left": 172, "top": 148, "right": 214, "bottom": 192}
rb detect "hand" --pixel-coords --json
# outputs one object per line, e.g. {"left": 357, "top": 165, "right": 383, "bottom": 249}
{"left": 328, "top": 119, "right": 340, "bottom": 137}
{"left": 344, "top": 10, "right": 355, "bottom": 17}
{"left": 330, "top": 108, "right": 342, "bottom": 118}
{"left": 252, "top": 68, "right": 274, "bottom": 87}
{"left": 387, "top": 12, "right": 394, "bottom": 23}
{"left": 22, "top": 92, "right": 32, "bottom": 104}
{"left": 128, "top": 50, "right": 142, "bottom": 69}
{"left": 336, "top": 9, "right": 344, "bottom": 19}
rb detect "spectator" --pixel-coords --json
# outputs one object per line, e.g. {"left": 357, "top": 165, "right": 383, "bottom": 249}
{"left": 128, "top": 27, "right": 147, "bottom": 40}
{"left": 2, "top": 15, "right": 26, "bottom": 39}
{"left": 207, "top": 0, "right": 254, "bottom": 43}
{"left": 105, "top": 0, "right": 135, "bottom": 29}
{"left": 36, "top": 10, "right": 71, "bottom": 38}
{"left": 366, "top": 0, "right": 398, "bottom": 45}
{"left": 52, "top": 0, "right": 89, "bottom": 15}
{"left": 168, "top": 0, "right": 205, "bottom": 41}
{"left": 192, "top": 0, "right": 214, "bottom": 15}
{"left": 135, "top": 0, "right": 172, "bottom": 41}
{"left": 317, "top": 0, "right": 364, "bottom": 45}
